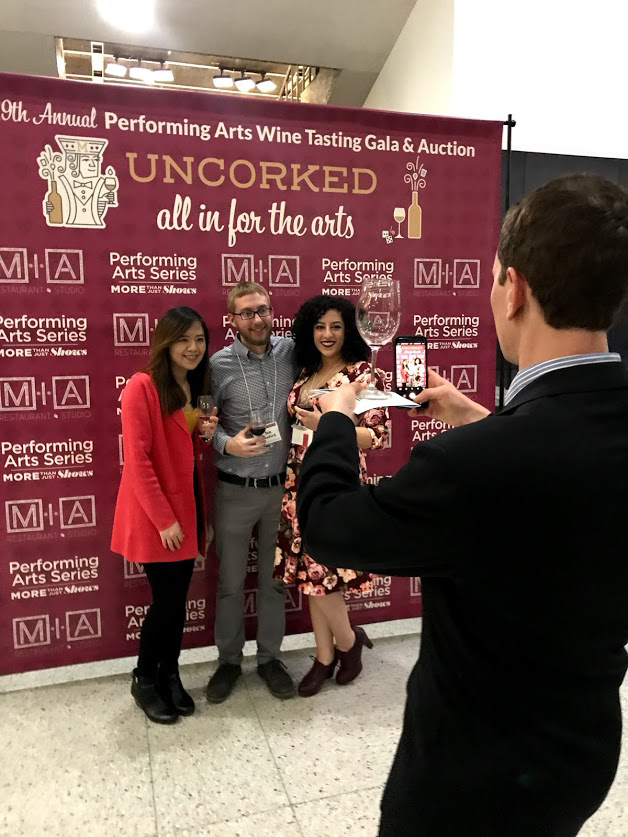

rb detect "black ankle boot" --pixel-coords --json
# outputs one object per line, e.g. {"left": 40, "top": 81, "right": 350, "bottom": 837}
{"left": 158, "top": 668, "right": 195, "bottom": 716}
{"left": 131, "top": 669, "right": 178, "bottom": 724}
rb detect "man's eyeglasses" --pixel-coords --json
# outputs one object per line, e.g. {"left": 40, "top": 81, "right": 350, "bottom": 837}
{"left": 233, "top": 305, "right": 273, "bottom": 320}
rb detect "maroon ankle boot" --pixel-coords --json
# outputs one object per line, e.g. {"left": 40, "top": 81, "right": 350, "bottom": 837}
{"left": 298, "top": 653, "right": 338, "bottom": 697}
{"left": 336, "top": 627, "right": 373, "bottom": 686}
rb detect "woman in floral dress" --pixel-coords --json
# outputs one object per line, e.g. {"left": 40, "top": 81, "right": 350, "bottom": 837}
{"left": 274, "top": 295, "right": 389, "bottom": 696}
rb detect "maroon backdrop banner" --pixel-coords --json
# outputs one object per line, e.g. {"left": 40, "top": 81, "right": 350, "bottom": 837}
{"left": 0, "top": 73, "right": 502, "bottom": 675}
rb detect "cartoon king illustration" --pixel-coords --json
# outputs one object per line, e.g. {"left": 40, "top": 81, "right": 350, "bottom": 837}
{"left": 37, "top": 135, "right": 119, "bottom": 229}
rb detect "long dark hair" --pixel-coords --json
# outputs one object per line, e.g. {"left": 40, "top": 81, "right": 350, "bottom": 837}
{"left": 143, "top": 306, "right": 209, "bottom": 414}
{"left": 292, "top": 294, "right": 370, "bottom": 376}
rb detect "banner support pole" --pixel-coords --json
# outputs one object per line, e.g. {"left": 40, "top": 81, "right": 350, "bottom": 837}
{"left": 497, "top": 113, "right": 517, "bottom": 411}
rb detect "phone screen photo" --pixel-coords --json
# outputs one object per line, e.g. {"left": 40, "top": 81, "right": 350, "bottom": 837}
{"left": 394, "top": 336, "right": 428, "bottom": 400}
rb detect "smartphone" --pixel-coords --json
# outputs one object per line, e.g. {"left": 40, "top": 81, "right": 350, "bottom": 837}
{"left": 394, "top": 335, "right": 428, "bottom": 407}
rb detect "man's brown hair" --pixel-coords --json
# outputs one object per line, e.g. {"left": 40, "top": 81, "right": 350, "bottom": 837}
{"left": 497, "top": 174, "right": 628, "bottom": 330}
{"left": 227, "top": 281, "right": 271, "bottom": 313}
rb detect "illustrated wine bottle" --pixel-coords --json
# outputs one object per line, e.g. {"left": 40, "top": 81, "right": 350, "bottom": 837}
{"left": 47, "top": 180, "right": 63, "bottom": 225}
{"left": 407, "top": 191, "right": 422, "bottom": 239}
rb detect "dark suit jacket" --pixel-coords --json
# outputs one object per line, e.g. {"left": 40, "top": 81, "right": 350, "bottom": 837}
{"left": 298, "top": 362, "right": 628, "bottom": 835}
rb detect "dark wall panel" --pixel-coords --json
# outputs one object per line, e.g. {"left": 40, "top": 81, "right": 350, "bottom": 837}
{"left": 497, "top": 150, "right": 628, "bottom": 394}
{"left": 523, "top": 153, "right": 622, "bottom": 192}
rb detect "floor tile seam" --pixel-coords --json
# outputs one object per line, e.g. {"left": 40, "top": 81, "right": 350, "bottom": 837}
{"left": 144, "top": 714, "right": 160, "bottom": 837}
{"left": 243, "top": 678, "right": 388, "bottom": 814}
{"left": 173, "top": 802, "right": 295, "bottom": 831}
{"left": 292, "top": 805, "right": 306, "bottom": 837}
{"left": 290, "top": 781, "right": 385, "bottom": 808}
{"left": 243, "top": 673, "right": 297, "bottom": 825}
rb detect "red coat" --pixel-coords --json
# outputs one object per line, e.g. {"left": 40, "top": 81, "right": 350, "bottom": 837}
{"left": 111, "top": 372, "right": 207, "bottom": 564}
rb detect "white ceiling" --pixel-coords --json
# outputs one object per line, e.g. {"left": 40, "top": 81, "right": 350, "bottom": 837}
{"left": 0, "top": 0, "right": 417, "bottom": 105}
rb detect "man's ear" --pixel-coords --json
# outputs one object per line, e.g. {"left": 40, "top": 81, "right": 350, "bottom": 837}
{"left": 505, "top": 267, "right": 528, "bottom": 321}
{"left": 227, "top": 312, "right": 236, "bottom": 327}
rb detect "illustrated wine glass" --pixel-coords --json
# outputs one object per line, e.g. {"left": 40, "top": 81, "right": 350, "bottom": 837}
{"left": 249, "top": 406, "right": 269, "bottom": 437}
{"left": 198, "top": 395, "right": 214, "bottom": 439}
{"left": 393, "top": 207, "right": 406, "bottom": 238}
{"left": 104, "top": 176, "right": 118, "bottom": 206}
{"left": 356, "top": 278, "right": 401, "bottom": 400}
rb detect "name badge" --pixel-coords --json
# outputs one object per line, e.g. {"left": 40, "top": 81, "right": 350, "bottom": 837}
{"left": 264, "top": 421, "right": 282, "bottom": 445}
{"left": 291, "top": 424, "right": 314, "bottom": 447}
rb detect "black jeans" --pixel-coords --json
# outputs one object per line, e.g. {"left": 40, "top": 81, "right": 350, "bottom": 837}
{"left": 136, "top": 559, "right": 195, "bottom": 677}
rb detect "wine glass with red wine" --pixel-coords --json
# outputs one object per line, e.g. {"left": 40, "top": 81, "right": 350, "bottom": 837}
{"left": 249, "top": 407, "right": 269, "bottom": 437}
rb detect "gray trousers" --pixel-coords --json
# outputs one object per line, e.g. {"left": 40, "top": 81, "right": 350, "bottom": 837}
{"left": 214, "top": 481, "right": 286, "bottom": 665}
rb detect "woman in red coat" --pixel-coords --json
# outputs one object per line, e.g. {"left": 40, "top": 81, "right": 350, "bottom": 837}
{"left": 112, "top": 306, "right": 217, "bottom": 724}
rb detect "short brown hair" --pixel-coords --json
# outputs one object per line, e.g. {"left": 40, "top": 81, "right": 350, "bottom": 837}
{"left": 497, "top": 174, "right": 628, "bottom": 330}
{"left": 227, "top": 281, "right": 270, "bottom": 313}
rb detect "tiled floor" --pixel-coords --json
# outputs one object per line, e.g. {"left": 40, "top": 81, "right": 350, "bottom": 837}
{"left": 1, "top": 627, "right": 626, "bottom": 836}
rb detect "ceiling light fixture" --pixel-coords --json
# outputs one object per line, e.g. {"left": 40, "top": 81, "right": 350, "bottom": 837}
{"left": 234, "top": 71, "right": 256, "bottom": 93}
{"left": 153, "top": 62, "right": 174, "bottom": 83}
{"left": 129, "top": 60, "right": 154, "bottom": 83}
{"left": 96, "top": 0, "right": 156, "bottom": 33}
{"left": 213, "top": 68, "right": 234, "bottom": 89}
{"left": 256, "top": 72, "right": 276, "bottom": 94}
{"left": 105, "top": 57, "right": 127, "bottom": 78}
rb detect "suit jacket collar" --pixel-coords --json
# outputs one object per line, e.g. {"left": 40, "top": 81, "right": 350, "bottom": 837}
{"left": 500, "top": 360, "right": 628, "bottom": 414}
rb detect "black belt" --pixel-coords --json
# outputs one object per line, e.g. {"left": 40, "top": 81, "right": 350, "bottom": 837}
{"left": 218, "top": 470, "right": 286, "bottom": 489}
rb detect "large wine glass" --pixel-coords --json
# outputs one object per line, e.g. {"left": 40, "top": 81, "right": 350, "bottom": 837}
{"left": 356, "top": 278, "right": 401, "bottom": 399}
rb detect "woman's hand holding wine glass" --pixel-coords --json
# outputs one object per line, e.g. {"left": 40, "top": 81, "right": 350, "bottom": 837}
{"left": 197, "top": 396, "right": 218, "bottom": 441}
{"left": 294, "top": 404, "right": 322, "bottom": 432}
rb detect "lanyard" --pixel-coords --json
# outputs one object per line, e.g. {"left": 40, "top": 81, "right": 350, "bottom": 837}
{"left": 236, "top": 348, "right": 278, "bottom": 416}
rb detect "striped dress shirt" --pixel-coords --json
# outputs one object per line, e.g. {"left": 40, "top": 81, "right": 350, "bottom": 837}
{"left": 505, "top": 352, "right": 622, "bottom": 405}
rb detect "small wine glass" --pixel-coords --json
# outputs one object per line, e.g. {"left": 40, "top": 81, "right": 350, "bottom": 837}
{"left": 393, "top": 207, "right": 406, "bottom": 238}
{"left": 198, "top": 395, "right": 214, "bottom": 440}
{"left": 356, "top": 278, "right": 401, "bottom": 400}
{"left": 250, "top": 406, "right": 270, "bottom": 437}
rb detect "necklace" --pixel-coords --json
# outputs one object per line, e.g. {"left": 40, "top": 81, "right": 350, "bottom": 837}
{"left": 299, "top": 359, "right": 343, "bottom": 405}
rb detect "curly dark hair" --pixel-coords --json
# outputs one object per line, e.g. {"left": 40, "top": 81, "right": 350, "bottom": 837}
{"left": 292, "top": 294, "right": 370, "bottom": 375}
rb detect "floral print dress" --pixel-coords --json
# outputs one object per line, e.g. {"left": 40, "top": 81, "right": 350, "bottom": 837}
{"left": 274, "top": 361, "right": 389, "bottom": 596}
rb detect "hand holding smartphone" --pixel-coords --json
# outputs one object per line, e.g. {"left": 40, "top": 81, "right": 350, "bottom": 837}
{"left": 394, "top": 335, "right": 428, "bottom": 408}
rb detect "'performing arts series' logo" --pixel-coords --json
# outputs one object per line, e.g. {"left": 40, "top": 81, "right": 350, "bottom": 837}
{"left": 37, "top": 136, "right": 119, "bottom": 229}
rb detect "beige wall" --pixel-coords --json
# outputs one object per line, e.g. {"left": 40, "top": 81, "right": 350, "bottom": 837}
{"left": 367, "top": 0, "right": 628, "bottom": 158}
{"left": 0, "top": 31, "right": 57, "bottom": 76}
{"left": 450, "top": 0, "right": 628, "bottom": 157}
{"left": 364, "top": 0, "right": 454, "bottom": 116}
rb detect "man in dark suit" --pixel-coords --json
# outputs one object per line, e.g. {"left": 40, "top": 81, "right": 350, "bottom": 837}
{"left": 297, "top": 174, "right": 628, "bottom": 837}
